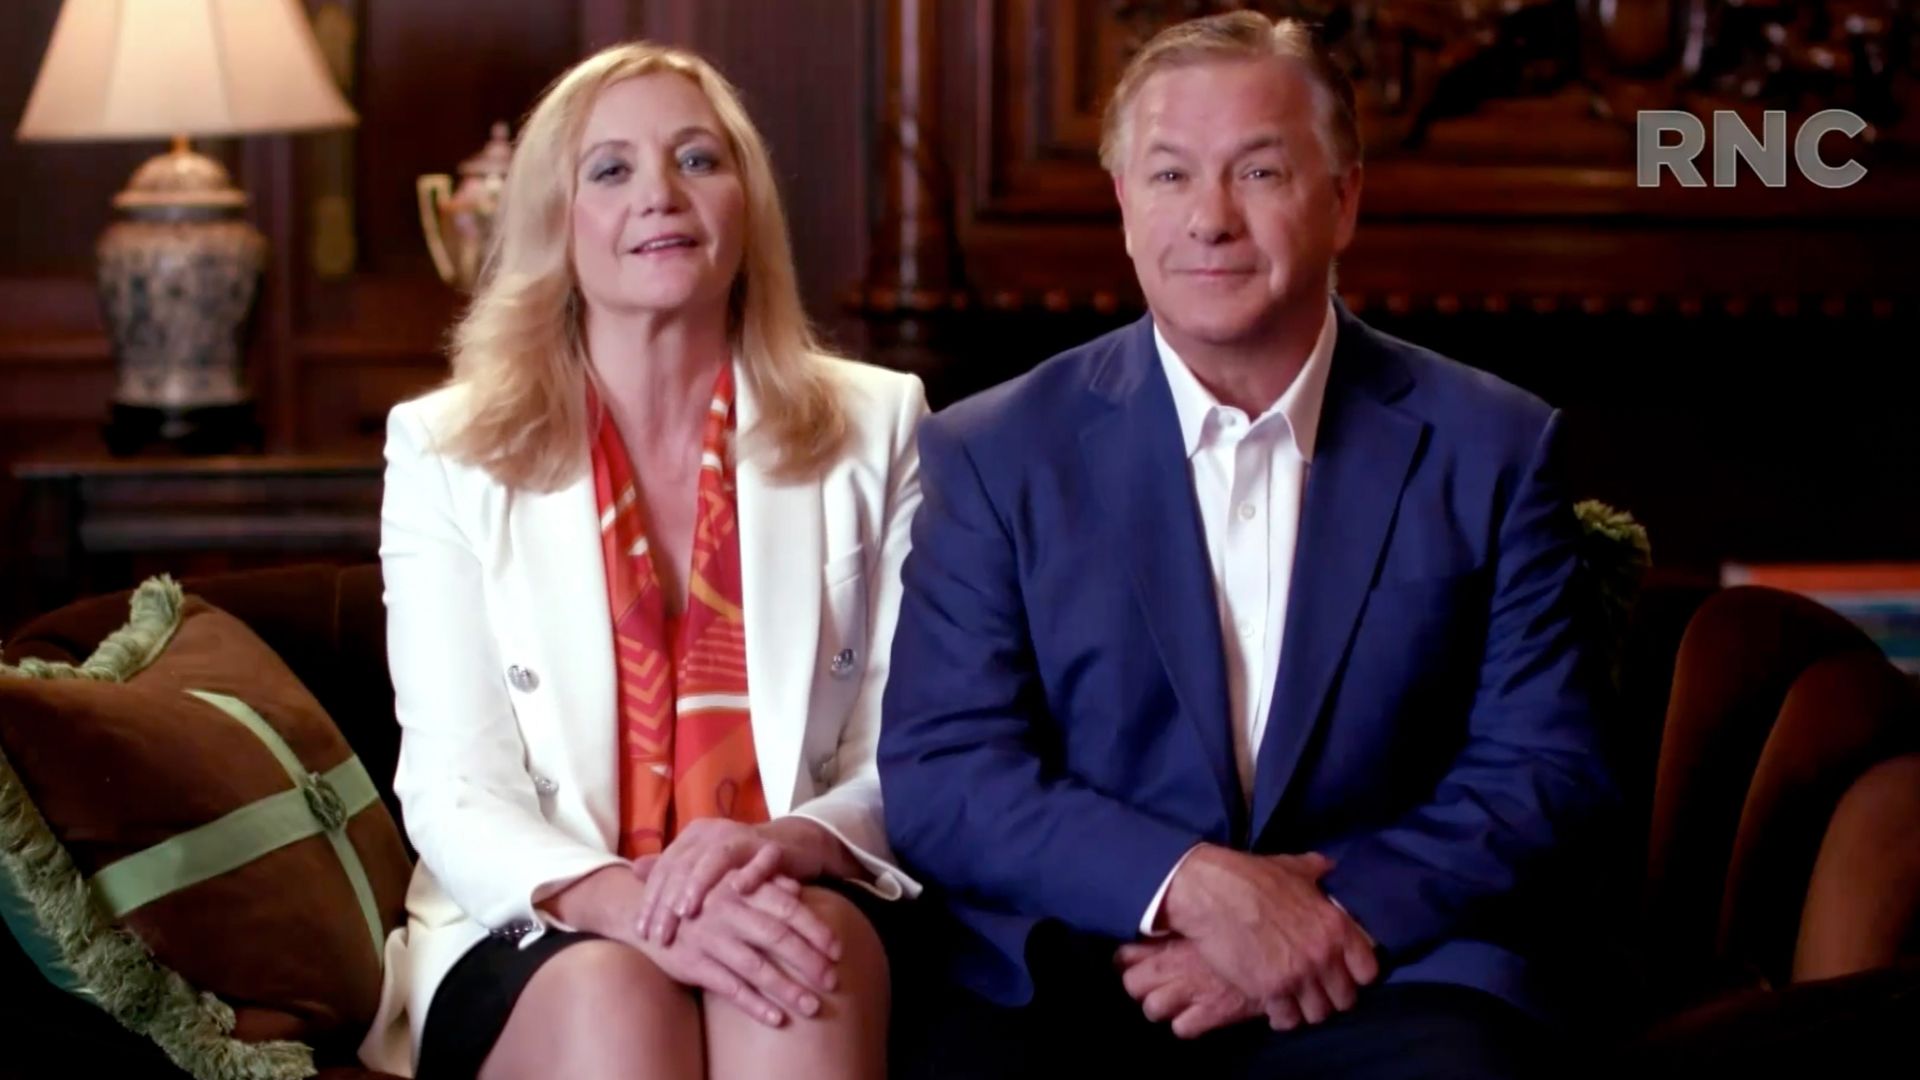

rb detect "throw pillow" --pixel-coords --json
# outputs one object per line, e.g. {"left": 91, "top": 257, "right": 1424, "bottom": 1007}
{"left": 0, "top": 577, "right": 409, "bottom": 1080}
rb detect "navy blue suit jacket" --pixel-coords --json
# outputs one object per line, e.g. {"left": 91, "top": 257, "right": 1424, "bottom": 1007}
{"left": 878, "top": 305, "right": 1617, "bottom": 1018}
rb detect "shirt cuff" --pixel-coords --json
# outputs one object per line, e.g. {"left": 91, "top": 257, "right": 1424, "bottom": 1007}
{"left": 1326, "top": 892, "right": 1375, "bottom": 947}
{"left": 1138, "top": 844, "right": 1205, "bottom": 936}
{"left": 780, "top": 810, "right": 915, "bottom": 900}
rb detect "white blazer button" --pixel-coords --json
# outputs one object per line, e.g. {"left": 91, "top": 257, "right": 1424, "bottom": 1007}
{"left": 507, "top": 665, "right": 538, "bottom": 692}
{"left": 532, "top": 775, "right": 559, "bottom": 795}
{"left": 829, "top": 648, "right": 857, "bottom": 677}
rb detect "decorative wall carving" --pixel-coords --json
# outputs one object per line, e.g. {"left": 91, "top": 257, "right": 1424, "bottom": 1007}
{"left": 850, "top": 0, "right": 1920, "bottom": 575}
{"left": 1111, "top": 1, "right": 1918, "bottom": 150}
{"left": 856, "top": 0, "right": 1919, "bottom": 322}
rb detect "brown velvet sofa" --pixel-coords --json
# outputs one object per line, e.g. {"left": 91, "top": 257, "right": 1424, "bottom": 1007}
{"left": 3, "top": 564, "right": 1917, "bottom": 1078}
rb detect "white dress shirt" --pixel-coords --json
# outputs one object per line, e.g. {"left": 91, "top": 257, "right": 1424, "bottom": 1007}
{"left": 1137, "top": 300, "right": 1338, "bottom": 933}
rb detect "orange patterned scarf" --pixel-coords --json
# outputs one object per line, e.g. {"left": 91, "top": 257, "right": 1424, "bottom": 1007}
{"left": 590, "top": 365, "right": 768, "bottom": 859}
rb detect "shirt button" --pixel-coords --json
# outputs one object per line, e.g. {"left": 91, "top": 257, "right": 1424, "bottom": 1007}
{"left": 1238, "top": 502, "right": 1257, "bottom": 521}
{"left": 1237, "top": 620, "right": 1257, "bottom": 638}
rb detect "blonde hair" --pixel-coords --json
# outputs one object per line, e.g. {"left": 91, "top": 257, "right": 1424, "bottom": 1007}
{"left": 1099, "top": 12, "right": 1360, "bottom": 176}
{"left": 435, "top": 41, "right": 846, "bottom": 490}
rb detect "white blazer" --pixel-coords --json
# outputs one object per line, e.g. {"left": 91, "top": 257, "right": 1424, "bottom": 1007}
{"left": 358, "top": 356, "right": 928, "bottom": 1075}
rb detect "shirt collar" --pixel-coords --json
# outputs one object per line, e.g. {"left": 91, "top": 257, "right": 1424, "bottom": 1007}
{"left": 1153, "top": 298, "right": 1337, "bottom": 462}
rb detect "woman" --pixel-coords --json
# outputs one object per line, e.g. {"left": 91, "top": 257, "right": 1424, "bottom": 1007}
{"left": 359, "top": 40, "right": 925, "bottom": 1080}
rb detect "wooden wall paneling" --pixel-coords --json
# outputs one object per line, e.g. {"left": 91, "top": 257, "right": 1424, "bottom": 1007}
{"left": 633, "top": 0, "right": 699, "bottom": 48}
{"left": 0, "top": 2, "right": 155, "bottom": 277}
{"left": 0, "top": 2, "right": 194, "bottom": 451}
{"left": 0, "top": 360, "right": 115, "bottom": 459}
{"left": 0, "top": 0, "right": 620, "bottom": 627}
{"left": 0, "top": 276, "right": 101, "bottom": 336}
{"left": 4, "top": 0, "right": 1913, "bottom": 606}
{"left": 579, "top": 0, "right": 638, "bottom": 52}
{"left": 852, "top": 0, "right": 982, "bottom": 390}
{"left": 6, "top": 0, "right": 879, "bottom": 456}
{"left": 975, "top": 0, "right": 1130, "bottom": 218}
{"left": 868, "top": 0, "right": 960, "bottom": 308}
{"left": 344, "top": 0, "right": 585, "bottom": 276}
{"left": 927, "top": 0, "right": 1920, "bottom": 315}
{"left": 244, "top": 136, "right": 300, "bottom": 453}
{"left": 288, "top": 0, "right": 602, "bottom": 449}
{"left": 886, "top": 0, "right": 1920, "bottom": 315}
{"left": 296, "top": 348, "right": 445, "bottom": 454}
{"left": 847, "top": 0, "right": 1920, "bottom": 574}
{"left": 635, "top": 0, "right": 875, "bottom": 345}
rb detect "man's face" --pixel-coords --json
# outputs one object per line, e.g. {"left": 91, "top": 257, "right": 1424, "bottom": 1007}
{"left": 1113, "top": 58, "right": 1361, "bottom": 352}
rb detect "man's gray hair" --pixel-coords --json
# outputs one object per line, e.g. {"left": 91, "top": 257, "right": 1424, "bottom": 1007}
{"left": 1099, "top": 12, "right": 1361, "bottom": 176}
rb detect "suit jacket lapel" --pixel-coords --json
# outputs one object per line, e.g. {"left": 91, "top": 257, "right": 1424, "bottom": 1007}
{"left": 504, "top": 360, "right": 823, "bottom": 846}
{"left": 508, "top": 474, "right": 621, "bottom": 849}
{"left": 1080, "top": 317, "right": 1242, "bottom": 837}
{"left": 733, "top": 360, "right": 822, "bottom": 817}
{"left": 1251, "top": 312, "right": 1426, "bottom": 843}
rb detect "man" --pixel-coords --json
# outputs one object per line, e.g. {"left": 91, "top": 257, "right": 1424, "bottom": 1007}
{"left": 879, "top": 11, "right": 1617, "bottom": 1080}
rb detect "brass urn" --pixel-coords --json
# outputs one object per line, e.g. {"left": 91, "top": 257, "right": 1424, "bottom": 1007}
{"left": 417, "top": 121, "right": 513, "bottom": 291}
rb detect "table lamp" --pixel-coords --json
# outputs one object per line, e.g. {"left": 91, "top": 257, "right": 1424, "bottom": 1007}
{"left": 15, "top": 0, "right": 357, "bottom": 454}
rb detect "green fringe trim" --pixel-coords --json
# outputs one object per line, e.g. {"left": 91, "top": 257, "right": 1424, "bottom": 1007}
{"left": 0, "top": 577, "right": 315, "bottom": 1079}
{"left": 0, "top": 576, "right": 186, "bottom": 683}
{"left": 1573, "top": 499, "right": 1654, "bottom": 692}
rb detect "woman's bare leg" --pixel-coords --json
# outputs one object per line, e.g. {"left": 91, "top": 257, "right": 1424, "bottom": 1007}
{"left": 704, "top": 886, "right": 890, "bottom": 1080}
{"left": 479, "top": 939, "right": 704, "bottom": 1080}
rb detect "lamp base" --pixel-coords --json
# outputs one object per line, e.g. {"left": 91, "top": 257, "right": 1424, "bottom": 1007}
{"left": 105, "top": 402, "right": 262, "bottom": 457}
{"left": 98, "top": 139, "right": 267, "bottom": 456}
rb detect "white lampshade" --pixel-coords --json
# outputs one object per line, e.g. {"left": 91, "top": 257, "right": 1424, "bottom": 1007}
{"left": 17, "top": 0, "right": 357, "bottom": 141}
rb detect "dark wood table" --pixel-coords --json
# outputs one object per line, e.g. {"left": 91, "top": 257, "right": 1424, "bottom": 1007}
{"left": 4, "top": 454, "right": 383, "bottom": 634}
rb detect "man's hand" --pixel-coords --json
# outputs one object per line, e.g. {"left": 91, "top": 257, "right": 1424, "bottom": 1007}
{"left": 1160, "top": 845, "right": 1379, "bottom": 1029}
{"left": 1116, "top": 938, "right": 1261, "bottom": 1038}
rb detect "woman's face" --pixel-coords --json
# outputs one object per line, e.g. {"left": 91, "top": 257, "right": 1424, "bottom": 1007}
{"left": 570, "top": 72, "right": 747, "bottom": 324}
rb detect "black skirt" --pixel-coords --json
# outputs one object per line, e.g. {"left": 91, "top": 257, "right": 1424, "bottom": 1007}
{"left": 414, "top": 929, "right": 604, "bottom": 1080}
{"left": 412, "top": 882, "right": 921, "bottom": 1079}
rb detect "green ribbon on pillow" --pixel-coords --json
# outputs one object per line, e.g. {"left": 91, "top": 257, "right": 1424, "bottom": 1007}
{"left": 88, "top": 690, "right": 386, "bottom": 964}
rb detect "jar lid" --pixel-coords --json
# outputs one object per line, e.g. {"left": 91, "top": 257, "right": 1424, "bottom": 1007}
{"left": 113, "top": 146, "right": 246, "bottom": 210}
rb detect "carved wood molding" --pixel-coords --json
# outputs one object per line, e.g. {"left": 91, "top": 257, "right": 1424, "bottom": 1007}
{"left": 857, "top": 0, "right": 1919, "bottom": 317}
{"left": 1109, "top": 0, "right": 1920, "bottom": 154}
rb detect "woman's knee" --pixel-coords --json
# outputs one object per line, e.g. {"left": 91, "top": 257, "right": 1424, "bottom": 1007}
{"left": 799, "top": 887, "right": 888, "bottom": 983}
{"left": 510, "top": 939, "right": 693, "bottom": 1035}
{"left": 543, "top": 940, "right": 679, "bottom": 1001}
{"left": 701, "top": 891, "right": 891, "bottom": 1079}
{"left": 484, "top": 941, "right": 699, "bottom": 1079}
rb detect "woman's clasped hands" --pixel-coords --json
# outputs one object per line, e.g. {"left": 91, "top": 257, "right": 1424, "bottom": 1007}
{"left": 549, "top": 817, "right": 851, "bottom": 1029}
